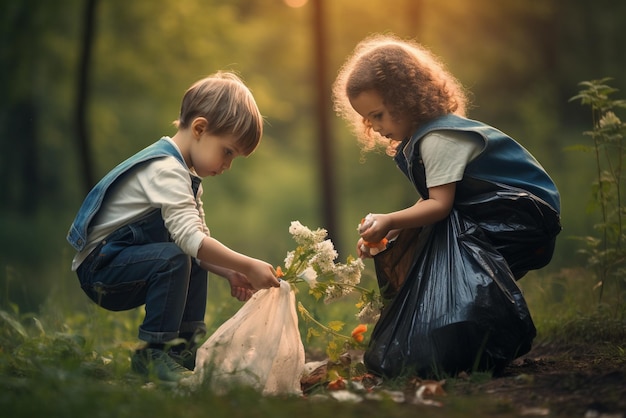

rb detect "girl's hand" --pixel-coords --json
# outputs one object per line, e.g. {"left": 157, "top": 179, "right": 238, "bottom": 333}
{"left": 357, "top": 214, "right": 394, "bottom": 258}
{"left": 359, "top": 213, "right": 391, "bottom": 243}
{"left": 357, "top": 237, "right": 374, "bottom": 259}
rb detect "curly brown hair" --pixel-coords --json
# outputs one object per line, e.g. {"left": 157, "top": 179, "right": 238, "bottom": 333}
{"left": 332, "top": 34, "right": 468, "bottom": 155}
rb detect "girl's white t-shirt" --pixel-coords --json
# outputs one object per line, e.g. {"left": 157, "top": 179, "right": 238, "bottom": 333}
{"left": 71, "top": 138, "right": 210, "bottom": 271}
{"left": 419, "top": 130, "right": 484, "bottom": 188}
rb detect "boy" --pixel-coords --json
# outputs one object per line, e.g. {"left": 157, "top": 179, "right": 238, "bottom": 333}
{"left": 67, "top": 71, "right": 280, "bottom": 382}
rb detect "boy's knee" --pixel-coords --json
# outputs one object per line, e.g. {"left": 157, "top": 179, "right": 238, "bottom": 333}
{"left": 168, "top": 251, "right": 192, "bottom": 272}
{"left": 149, "top": 244, "right": 192, "bottom": 277}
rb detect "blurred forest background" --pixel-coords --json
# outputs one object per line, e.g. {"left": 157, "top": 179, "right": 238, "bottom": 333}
{"left": 1, "top": 0, "right": 625, "bottom": 316}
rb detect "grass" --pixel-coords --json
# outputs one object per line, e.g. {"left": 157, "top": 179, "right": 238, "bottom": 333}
{"left": 0, "top": 265, "right": 624, "bottom": 418}
{"left": 518, "top": 267, "right": 626, "bottom": 343}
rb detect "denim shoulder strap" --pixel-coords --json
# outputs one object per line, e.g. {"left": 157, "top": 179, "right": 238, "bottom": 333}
{"left": 67, "top": 138, "right": 186, "bottom": 251}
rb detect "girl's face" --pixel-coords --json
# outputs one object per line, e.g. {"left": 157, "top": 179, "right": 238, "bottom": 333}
{"left": 190, "top": 133, "right": 243, "bottom": 177}
{"left": 349, "top": 90, "right": 413, "bottom": 142}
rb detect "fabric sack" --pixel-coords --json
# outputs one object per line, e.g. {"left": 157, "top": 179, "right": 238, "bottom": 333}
{"left": 191, "top": 280, "right": 305, "bottom": 395}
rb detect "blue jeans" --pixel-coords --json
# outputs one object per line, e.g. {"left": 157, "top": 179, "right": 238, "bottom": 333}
{"left": 77, "top": 210, "right": 207, "bottom": 344}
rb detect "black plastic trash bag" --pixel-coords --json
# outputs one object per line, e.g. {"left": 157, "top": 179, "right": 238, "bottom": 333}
{"left": 363, "top": 189, "right": 550, "bottom": 378}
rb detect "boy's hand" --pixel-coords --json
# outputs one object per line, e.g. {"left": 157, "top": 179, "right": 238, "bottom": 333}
{"left": 246, "top": 260, "right": 281, "bottom": 290}
{"left": 226, "top": 271, "right": 255, "bottom": 301}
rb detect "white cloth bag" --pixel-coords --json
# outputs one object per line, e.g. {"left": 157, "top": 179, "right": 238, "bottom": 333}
{"left": 192, "top": 280, "right": 305, "bottom": 395}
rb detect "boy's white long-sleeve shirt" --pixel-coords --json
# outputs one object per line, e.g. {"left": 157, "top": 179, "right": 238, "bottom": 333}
{"left": 71, "top": 138, "right": 210, "bottom": 271}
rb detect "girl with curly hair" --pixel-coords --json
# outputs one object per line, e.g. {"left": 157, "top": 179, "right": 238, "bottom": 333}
{"left": 333, "top": 34, "right": 561, "bottom": 378}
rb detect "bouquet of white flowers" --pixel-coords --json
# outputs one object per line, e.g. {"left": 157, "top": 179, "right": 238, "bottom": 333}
{"left": 278, "top": 221, "right": 382, "bottom": 359}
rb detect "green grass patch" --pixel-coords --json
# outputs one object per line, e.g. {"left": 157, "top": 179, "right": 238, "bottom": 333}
{"left": 0, "top": 264, "right": 624, "bottom": 418}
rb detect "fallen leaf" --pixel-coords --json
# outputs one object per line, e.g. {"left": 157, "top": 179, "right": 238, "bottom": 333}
{"left": 413, "top": 386, "right": 444, "bottom": 407}
{"left": 327, "top": 377, "right": 346, "bottom": 390}
{"left": 420, "top": 379, "right": 447, "bottom": 396}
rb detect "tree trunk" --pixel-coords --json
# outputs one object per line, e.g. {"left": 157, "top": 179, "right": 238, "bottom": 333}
{"left": 75, "top": 0, "right": 98, "bottom": 194}
{"left": 312, "top": 0, "right": 339, "bottom": 248}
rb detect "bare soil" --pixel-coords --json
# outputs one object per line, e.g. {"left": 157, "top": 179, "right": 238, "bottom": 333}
{"left": 302, "top": 339, "right": 625, "bottom": 417}
{"left": 454, "top": 342, "right": 626, "bottom": 417}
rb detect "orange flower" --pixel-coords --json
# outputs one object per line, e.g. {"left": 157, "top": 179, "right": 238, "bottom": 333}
{"left": 351, "top": 324, "right": 368, "bottom": 343}
{"left": 275, "top": 266, "right": 285, "bottom": 278}
{"left": 363, "top": 237, "right": 388, "bottom": 249}
{"left": 359, "top": 217, "right": 388, "bottom": 250}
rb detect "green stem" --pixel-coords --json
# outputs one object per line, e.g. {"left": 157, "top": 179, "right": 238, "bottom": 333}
{"left": 297, "top": 302, "right": 351, "bottom": 341}
{"left": 592, "top": 109, "right": 608, "bottom": 302}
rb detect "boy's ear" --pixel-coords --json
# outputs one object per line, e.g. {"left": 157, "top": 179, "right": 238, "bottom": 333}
{"left": 190, "top": 117, "right": 209, "bottom": 138}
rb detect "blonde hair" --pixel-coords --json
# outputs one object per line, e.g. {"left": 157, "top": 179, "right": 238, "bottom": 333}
{"left": 174, "top": 71, "right": 263, "bottom": 156}
{"left": 332, "top": 34, "right": 468, "bottom": 155}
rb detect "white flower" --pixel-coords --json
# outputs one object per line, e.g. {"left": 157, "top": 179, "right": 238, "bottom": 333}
{"left": 334, "top": 258, "right": 364, "bottom": 286}
{"left": 310, "top": 240, "right": 338, "bottom": 273}
{"left": 298, "top": 267, "right": 318, "bottom": 288}
{"left": 323, "top": 284, "right": 349, "bottom": 304}
{"left": 284, "top": 251, "right": 295, "bottom": 269}
{"left": 281, "top": 221, "right": 380, "bottom": 334}
{"left": 289, "top": 221, "right": 327, "bottom": 247}
{"left": 599, "top": 111, "right": 621, "bottom": 129}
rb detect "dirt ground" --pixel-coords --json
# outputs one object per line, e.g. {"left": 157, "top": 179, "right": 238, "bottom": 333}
{"left": 455, "top": 342, "right": 626, "bottom": 417}
{"left": 302, "top": 341, "right": 625, "bottom": 417}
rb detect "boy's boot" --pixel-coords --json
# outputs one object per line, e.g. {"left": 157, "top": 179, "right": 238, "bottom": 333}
{"left": 168, "top": 329, "right": 206, "bottom": 371}
{"left": 131, "top": 344, "right": 193, "bottom": 382}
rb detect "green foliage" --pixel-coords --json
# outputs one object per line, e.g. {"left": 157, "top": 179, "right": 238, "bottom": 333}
{"left": 0, "top": 307, "right": 112, "bottom": 383}
{"left": 523, "top": 269, "right": 625, "bottom": 353}
{"left": 2, "top": 2, "right": 626, "bottom": 416}
{"left": 568, "top": 78, "right": 626, "bottom": 301}
{"left": 1, "top": 0, "right": 624, "bottom": 263}
{"left": 0, "top": 304, "right": 438, "bottom": 417}
{"left": 297, "top": 301, "right": 364, "bottom": 362}
{"left": 1, "top": 268, "right": 622, "bottom": 418}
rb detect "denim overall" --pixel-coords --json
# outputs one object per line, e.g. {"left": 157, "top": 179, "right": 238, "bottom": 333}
{"left": 68, "top": 138, "right": 207, "bottom": 344}
{"left": 395, "top": 114, "right": 561, "bottom": 278}
{"left": 396, "top": 114, "right": 561, "bottom": 213}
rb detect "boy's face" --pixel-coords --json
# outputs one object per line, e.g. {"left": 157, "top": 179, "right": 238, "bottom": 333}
{"left": 350, "top": 89, "right": 413, "bottom": 142}
{"left": 191, "top": 133, "right": 243, "bottom": 177}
